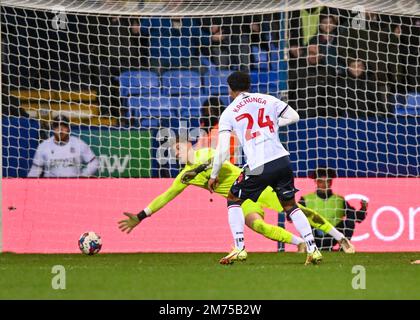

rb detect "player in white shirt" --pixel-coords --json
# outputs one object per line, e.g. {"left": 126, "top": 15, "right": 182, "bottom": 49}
{"left": 208, "top": 71, "right": 322, "bottom": 265}
{"left": 28, "top": 115, "right": 99, "bottom": 178}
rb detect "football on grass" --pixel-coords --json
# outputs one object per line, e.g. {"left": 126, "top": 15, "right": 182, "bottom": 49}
{"left": 78, "top": 231, "right": 102, "bottom": 255}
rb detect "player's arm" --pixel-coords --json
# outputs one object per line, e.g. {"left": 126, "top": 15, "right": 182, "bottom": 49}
{"left": 27, "top": 147, "right": 44, "bottom": 177}
{"left": 208, "top": 130, "right": 231, "bottom": 192}
{"left": 208, "top": 111, "right": 232, "bottom": 192}
{"left": 276, "top": 101, "right": 300, "bottom": 127}
{"left": 118, "top": 175, "right": 188, "bottom": 234}
{"left": 80, "top": 140, "right": 99, "bottom": 177}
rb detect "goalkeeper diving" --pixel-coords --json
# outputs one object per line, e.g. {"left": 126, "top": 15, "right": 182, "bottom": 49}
{"left": 118, "top": 141, "right": 355, "bottom": 264}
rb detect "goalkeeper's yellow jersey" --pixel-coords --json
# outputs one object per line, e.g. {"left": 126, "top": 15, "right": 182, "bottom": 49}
{"left": 146, "top": 148, "right": 242, "bottom": 214}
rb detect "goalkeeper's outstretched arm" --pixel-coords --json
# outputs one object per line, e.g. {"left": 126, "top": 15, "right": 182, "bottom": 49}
{"left": 118, "top": 177, "right": 188, "bottom": 234}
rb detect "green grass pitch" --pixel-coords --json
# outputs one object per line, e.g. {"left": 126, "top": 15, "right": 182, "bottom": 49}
{"left": 0, "top": 252, "right": 419, "bottom": 299}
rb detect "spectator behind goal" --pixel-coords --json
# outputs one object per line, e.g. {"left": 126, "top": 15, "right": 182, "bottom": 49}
{"left": 28, "top": 115, "right": 99, "bottom": 178}
{"left": 299, "top": 167, "right": 368, "bottom": 251}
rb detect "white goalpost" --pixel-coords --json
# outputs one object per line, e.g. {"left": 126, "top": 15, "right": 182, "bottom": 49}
{"left": 1, "top": 0, "right": 419, "bottom": 254}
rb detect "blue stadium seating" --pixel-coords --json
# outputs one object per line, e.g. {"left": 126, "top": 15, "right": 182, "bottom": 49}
{"left": 250, "top": 71, "right": 280, "bottom": 95}
{"left": 169, "top": 96, "right": 202, "bottom": 118}
{"left": 161, "top": 70, "right": 201, "bottom": 96}
{"left": 251, "top": 45, "right": 269, "bottom": 71}
{"left": 200, "top": 56, "right": 211, "bottom": 68}
{"left": 119, "top": 70, "right": 160, "bottom": 97}
{"left": 395, "top": 92, "right": 420, "bottom": 116}
{"left": 127, "top": 96, "right": 178, "bottom": 127}
{"left": 218, "top": 95, "right": 231, "bottom": 107}
{"left": 269, "top": 43, "right": 280, "bottom": 72}
{"left": 2, "top": 116, "right": 40, "bottom": 177}
{"left": 269, "top": 44, "right": 288, "bottom": 91}
{"left": 203, "top": 68, "right": 231, "bottom": 96}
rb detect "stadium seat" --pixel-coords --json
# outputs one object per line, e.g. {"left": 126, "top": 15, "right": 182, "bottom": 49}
{"left": 169, "top": 96, "right": 202, "bottom": 118}
{"left": 203, "top": 68, "right": 231, "bottom": 96}
{"left": 269, "top": 43, "right": 280, "bottom": 72}
{"left": 119, "top": 70, "right": 160, "bottom": 97}
{"left": 219, "top": 95, "right": 231, "bottom": 107}
{"left": 250, "top": 71, "right": 279, "bottom": 95}
{"left": 251, "top": 46, "right": 269, "bottom": 71}
{"left": 395, "top": 92, "right": 420, "bottom": 116}
{"left": 179, "top": 117, "right": 201, "bottom": 129}
{"left": 200, "top": 56, "right": 211, "bottom": 67}
{"left": 139, "top": 118, "right": 160, "bottom": 128}
{"left": 161, "top": 70, "right": 202, "bottom": 96}
{"left": 127, "top": 96, "right": 178, "bottom": 127}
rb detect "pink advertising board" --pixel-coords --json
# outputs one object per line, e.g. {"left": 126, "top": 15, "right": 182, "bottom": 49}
{"left": 2, "top": 178, "right": 420, "bottom": 253}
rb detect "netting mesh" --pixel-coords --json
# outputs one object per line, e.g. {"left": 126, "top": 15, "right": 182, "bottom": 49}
{"left": 2, "top": 1, "right": 419, "bottom": 178}
{"left": 1, "top": 0, "right": 420, "bottom": 254}
{"left": 1, "top": 0, "right": 420, "bottom": 16}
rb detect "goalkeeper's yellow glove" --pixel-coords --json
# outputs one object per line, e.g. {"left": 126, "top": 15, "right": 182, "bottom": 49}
{"left": 118, "top": 210, "right": 148, "bottom": 234}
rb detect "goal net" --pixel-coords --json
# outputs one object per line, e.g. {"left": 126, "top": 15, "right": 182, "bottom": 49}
{"left": 1, "top": 0, "right": 419, "bottom": 253}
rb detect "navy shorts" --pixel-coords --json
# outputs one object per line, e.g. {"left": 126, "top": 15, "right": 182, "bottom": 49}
{"left": 230, "top": 156, "right": 299, "bottom": 203}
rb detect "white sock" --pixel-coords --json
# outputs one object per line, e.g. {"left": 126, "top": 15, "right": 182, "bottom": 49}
{"left": 291, "top": 235, "right": 304, "bottom": 246}
{"left": 228, "top": 205, "right": 245, "bottom": 250}
{"left": 328, "top": 227, "right": 344, "bottom": 241}
{"left": 289, "top": 208, "right": 317, "bottom": 253}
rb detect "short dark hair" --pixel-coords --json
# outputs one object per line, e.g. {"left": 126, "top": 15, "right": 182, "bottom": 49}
{"left": 227, "top": 71, "right": 251, "bottom": 92}
{"left": 52, "top": 115, "right": 70, "bottom": 129}
{"left": 309, "top": 167, "right": 337, "bottom": 179}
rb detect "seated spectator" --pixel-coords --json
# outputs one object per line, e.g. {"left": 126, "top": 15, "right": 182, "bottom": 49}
{"left": 195, "top": 97, "right": 239, "bottom": 164}
{"left": 201, "top": 16, "right": 251, "bottom": 71}
{"left": 308, "top": 14, "right": 344, "bottom": 75}
{"left": 294, "top": 44, "right": 337, "bottom": 118}
{"left": 91, "top": 16, "right": 149, "bottom": 122}
{"left": 335, "top": 59, "right": 389, "bottom": 118}
{"left": 299, "top": 168, "right": 368, "bottom": 251}
{"left": 396, "top": 16, "right": 420, "bottom": 93}
{"left": 289, "top": 8, "right": 320, "bottom": 109}
{"left": 288, "top": 7, "right": 333, "bottom": 63}
{"left": 140, "top": 17, "right": 206, "bottom": 72}
{"left": 336, "top": 11, "right": 400, "bottom": 92}
{"left": 248, "top": 17, "right": 272, "bottom": 71}
{"left": 27, "top": 115, "right": 99, "bottom": 177}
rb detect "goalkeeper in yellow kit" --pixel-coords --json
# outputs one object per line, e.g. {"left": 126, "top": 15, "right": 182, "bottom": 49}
{"left": 118, "top": 141, "right": 355, "bottom": 264}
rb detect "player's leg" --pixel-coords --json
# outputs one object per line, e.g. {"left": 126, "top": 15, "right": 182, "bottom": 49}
{"left": 241, "top": 199, "right": 304, "bottom": 247}
{"left": 258, "top": 187, "right": 350, "bottom": 246}
{"left": 257, "top": 186, "right": 355, "bottom": 253}
{"left": 285, "top": 204, "right": 323, "bottom": 265}
{"left": 270, "top": 158, "right": 322, "bottom": 264}
{"left": 297, "top": 204, "right": 355, "bottom": 253}
{"left": 227, "top": 201, "right": 245, "bottom": 251}
{"left": 331, "top": 219, "right": 356, "bottom": 253}
{"left": 219, "top": 201, "right": 248, "bottom": 265}
{"left": 228, "top": 162, "right": 310, "bottom": 260}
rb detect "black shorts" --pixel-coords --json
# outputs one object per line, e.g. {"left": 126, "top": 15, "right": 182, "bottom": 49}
{"left": 230, "top": 156, "right": 298, "bottom": 203}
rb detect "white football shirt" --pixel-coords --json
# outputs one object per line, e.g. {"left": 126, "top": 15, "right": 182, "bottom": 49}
{"left": 218, "top": 92, "right": 290, "bottom": 170}
{"left": 29, "top": 136, "right": 97, "bottom": 177}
